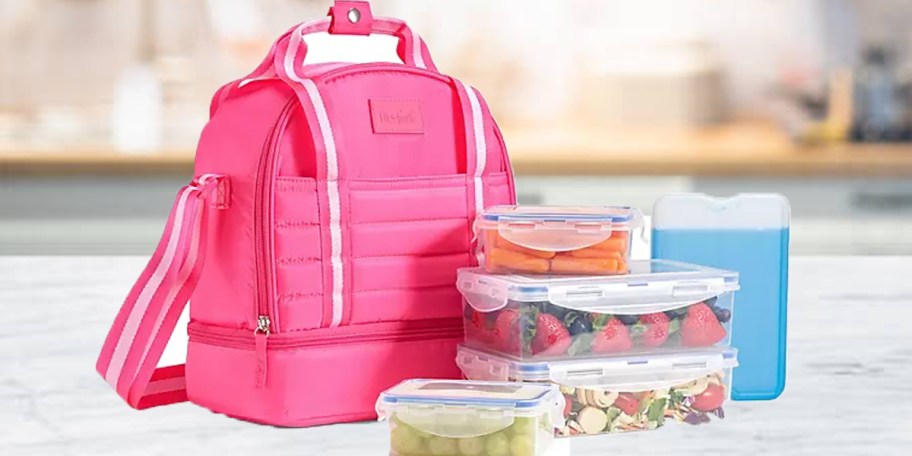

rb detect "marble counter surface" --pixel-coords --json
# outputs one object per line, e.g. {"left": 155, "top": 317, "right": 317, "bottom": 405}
{"left": 2, "top": 256, "right": 911, "bottom": 455}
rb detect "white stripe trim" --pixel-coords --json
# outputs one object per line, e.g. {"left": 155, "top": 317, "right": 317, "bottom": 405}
{"left": 131, "top": 190, "right": 204, "bottom": 388}
{"left": 411, "top": 31, "right": 427, "bottom": 69}
{"left": 104, "top": 186, "right": 198, "bottom": 387}
{"left": 284, "top": 34, "right": 344, "bottom": 327}
{"left": 460, "top": 83, "right": 487, "bottom": 265}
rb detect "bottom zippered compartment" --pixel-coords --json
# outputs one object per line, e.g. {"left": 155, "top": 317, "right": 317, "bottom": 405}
{"left": 185, "top": 319, "right": 465, "bottom": 427}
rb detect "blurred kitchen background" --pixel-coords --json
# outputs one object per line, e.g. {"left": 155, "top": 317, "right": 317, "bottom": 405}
{"left": 3, "top": 0, "right": 912, "bottom": 255}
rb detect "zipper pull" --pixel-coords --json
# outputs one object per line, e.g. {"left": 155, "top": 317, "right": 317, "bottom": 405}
{"left": 254, "top": 316, "right": 270, "bottom": 389}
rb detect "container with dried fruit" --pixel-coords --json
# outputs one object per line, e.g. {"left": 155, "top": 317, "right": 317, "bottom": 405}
{"left": 376, "top": 379, "right": 565, "bottom": 456}
{"left": 457, "top": 260, "right": 739, "bottom": 361}
{"left": 475, "top": 206, "right": 643, "bottom": 275}
{"left": 456, "top": 345, "right": 738, "bottom": 437}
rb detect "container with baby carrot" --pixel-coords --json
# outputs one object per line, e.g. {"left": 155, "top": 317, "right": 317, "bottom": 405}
{"left": 475, "top": 206, "right": 643, "bottom": 275}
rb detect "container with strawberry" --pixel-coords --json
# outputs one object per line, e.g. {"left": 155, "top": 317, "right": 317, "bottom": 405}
{"left": 457, "top": 260, "right": 739, "bottom": 361}
{"left": 462, "top": 297, "right": 732, "bottom": 360}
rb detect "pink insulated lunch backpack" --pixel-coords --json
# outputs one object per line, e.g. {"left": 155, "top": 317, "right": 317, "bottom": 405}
{"left": 96, "top": 1, "right": 515, "bottom": 427}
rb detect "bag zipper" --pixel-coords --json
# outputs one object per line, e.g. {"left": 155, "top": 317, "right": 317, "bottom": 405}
{"left": 254, "top": 98, "right": 296, "bottom": 336}
{"left": 189, "top": 318, "right": 464, "bottom": 388}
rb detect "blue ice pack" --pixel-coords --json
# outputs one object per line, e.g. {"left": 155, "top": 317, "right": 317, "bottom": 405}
{"left": 651, "top": 194, "right": 790, "bottom": 400}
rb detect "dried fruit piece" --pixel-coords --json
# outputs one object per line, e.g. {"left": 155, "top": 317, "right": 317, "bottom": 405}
{"left": 593, "top": 389, "right": 619, "bottom": 408}
{"left": 577, "top": 407, "right": 609, "bottom": 434}
{"left": 691, "top": 383, "right": 726, "bottom": 412}
{"left": 678, "top": 377, "right": 710, "bottom": 396}
{"left": 613, "top": 393, "right": 640, "bottom": 416}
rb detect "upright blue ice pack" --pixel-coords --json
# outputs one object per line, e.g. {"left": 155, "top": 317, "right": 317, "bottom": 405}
{"left": 651, "top": 194, "right": 790, "bottom": 400}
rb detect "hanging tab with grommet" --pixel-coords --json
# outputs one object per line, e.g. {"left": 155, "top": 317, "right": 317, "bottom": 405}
{"left": 328, "top": 0, "right": 374, "bottom": 35}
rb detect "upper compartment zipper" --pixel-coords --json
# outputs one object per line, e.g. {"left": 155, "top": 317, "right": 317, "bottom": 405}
{"left": 254, "top": 98, "right": 296, "bottom": 334}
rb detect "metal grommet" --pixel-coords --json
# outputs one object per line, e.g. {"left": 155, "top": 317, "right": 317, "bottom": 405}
{"left": 347, "top": 7, "right": 361, "bottom": 24}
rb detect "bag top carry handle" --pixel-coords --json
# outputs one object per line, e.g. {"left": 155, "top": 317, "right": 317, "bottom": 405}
{"left": 210, "top": 1, "right": 437, "bottom": 117}
{"left": 278, "top": 17, "right": 437, "bottom": 83}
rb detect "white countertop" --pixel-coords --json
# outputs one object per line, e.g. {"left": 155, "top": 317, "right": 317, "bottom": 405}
{"left": 2, "top": 256, "right": 911, "bottom": 456}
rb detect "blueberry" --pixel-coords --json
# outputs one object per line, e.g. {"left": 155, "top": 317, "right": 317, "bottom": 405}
{"left": 565, "top": 312, "right": 593, "bottom": 335}
{"left": 715, "top": 308, "right": 732, "bottom": 323}
{"left": 544, "top": 303, "right": 570, "bottom": 319}
{"left": 704, "top": 296, "right": 718, "bottom": 307}
{"left": 617, "top": 314, "right": 639, "bottom": 325}
{"left": 665, "top": 307, "right": 688, "bottom": 319}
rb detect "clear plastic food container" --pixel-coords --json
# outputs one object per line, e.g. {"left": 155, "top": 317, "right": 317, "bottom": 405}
{"left": 457, "top": 345, "right": 738, "bottom": 437}
{"left": 475, "top": 206, "right": 643, "bottom": 275}
{"left": 457, "top": 260, "right": 739, "bottom": 360}
{"left": 376, "top": 379, "right": 564, "bottom": 456}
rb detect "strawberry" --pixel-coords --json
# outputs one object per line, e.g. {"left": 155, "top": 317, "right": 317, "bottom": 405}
{"left": 638, "top": 312, "right": 670, "bottom": 347}
{"left": 563, "top": 394, "right": 574, "bottom": 417}
{"left": 591, "top": 317, "right": 633, "bottom": 353}
{"left": 466, "top": 309, "right": 494, "bottom": 345}
{"left": 492, "top": 309, "right": 522, "bottom": 353}
{"left": 614, "top": 393, "right": 639, "bottom": 416}
{"left": 691, "top": 383, "right": 726, "bottom": 412}
{"left": 681, "top": 303, "right": 727, "bottom": 347}
{"left": 532, "top": 313, "right": 572, "bottom": 356}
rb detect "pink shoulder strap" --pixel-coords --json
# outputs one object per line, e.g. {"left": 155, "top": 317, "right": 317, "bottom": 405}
{"left": 95, "top": 175, "right": 227, "bottom": 409}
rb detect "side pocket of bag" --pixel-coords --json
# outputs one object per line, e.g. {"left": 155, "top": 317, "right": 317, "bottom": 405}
{"left": 273, "top": 177, "right": 324, "bottom": 330}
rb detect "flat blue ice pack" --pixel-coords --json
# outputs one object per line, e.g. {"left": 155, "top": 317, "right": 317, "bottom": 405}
{"left": 651, "top": 194, "right": 790, "bottom": 400}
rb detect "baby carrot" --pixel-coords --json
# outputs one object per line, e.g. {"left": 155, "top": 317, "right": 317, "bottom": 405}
{"left": 591, "top": 237, "right": 628, "bottom": 252}
{"left": 565, "top": 248, "right": 625, "bottom": 260}
{"left": 550, "top": 256, "right": 619, "bottom": 274}
{"left": 488, "top": 248, "right": 551, "bottom": 273}
{"left": 494, "top": 233, "right": 556, "bottom": 259}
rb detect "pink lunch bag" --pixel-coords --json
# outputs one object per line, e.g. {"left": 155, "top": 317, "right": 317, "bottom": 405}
{"left": 96, "top": 1, "right": 515, "bottom": 427}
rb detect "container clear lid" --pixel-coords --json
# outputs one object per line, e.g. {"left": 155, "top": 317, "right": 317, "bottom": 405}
{"left": 457, "top": 345, "right": 738, "bottom": 392}
{"left": 377, "top": 379, "right": 558, "bottom": 413}
{"left": 458, "top": 259, "right": 739, "bottom": 314}
{"left": 479, "top": 205, "right": 641, "bottom": 225}
{"left": 476, "top": 206, "right": 644, "bottom": 251}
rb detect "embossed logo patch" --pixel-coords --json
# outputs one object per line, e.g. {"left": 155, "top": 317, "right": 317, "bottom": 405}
{"left": 369, "top": 99, "right": 424, "bottom": 134}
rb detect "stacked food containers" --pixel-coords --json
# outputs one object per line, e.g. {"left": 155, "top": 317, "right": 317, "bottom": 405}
{"left": 379, "top": 206, "right": 741, "bottom": 453}
{"left": 461, "top": 206, "right": 740, "bottom": 437}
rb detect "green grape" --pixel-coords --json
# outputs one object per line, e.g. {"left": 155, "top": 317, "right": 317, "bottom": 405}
{"left": 484, "top": 432, "right": 511, "bottom": 456}
{"left": 510, "top": 435, "right": 536, "bottom": 456}
{"left": 457, "top": 437, "right": 485, "bottom": 456}
{"left": 392, "top": 415, "right": 432, "bottom": 438}
{"left": 427, "top": 436, "right": 459, "bottom": 456}
{"left": 390, "top": 425, "right": 424, "bottom": 455}
{"left": 508, "top": 417, "right": 537, "bottom": 436}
